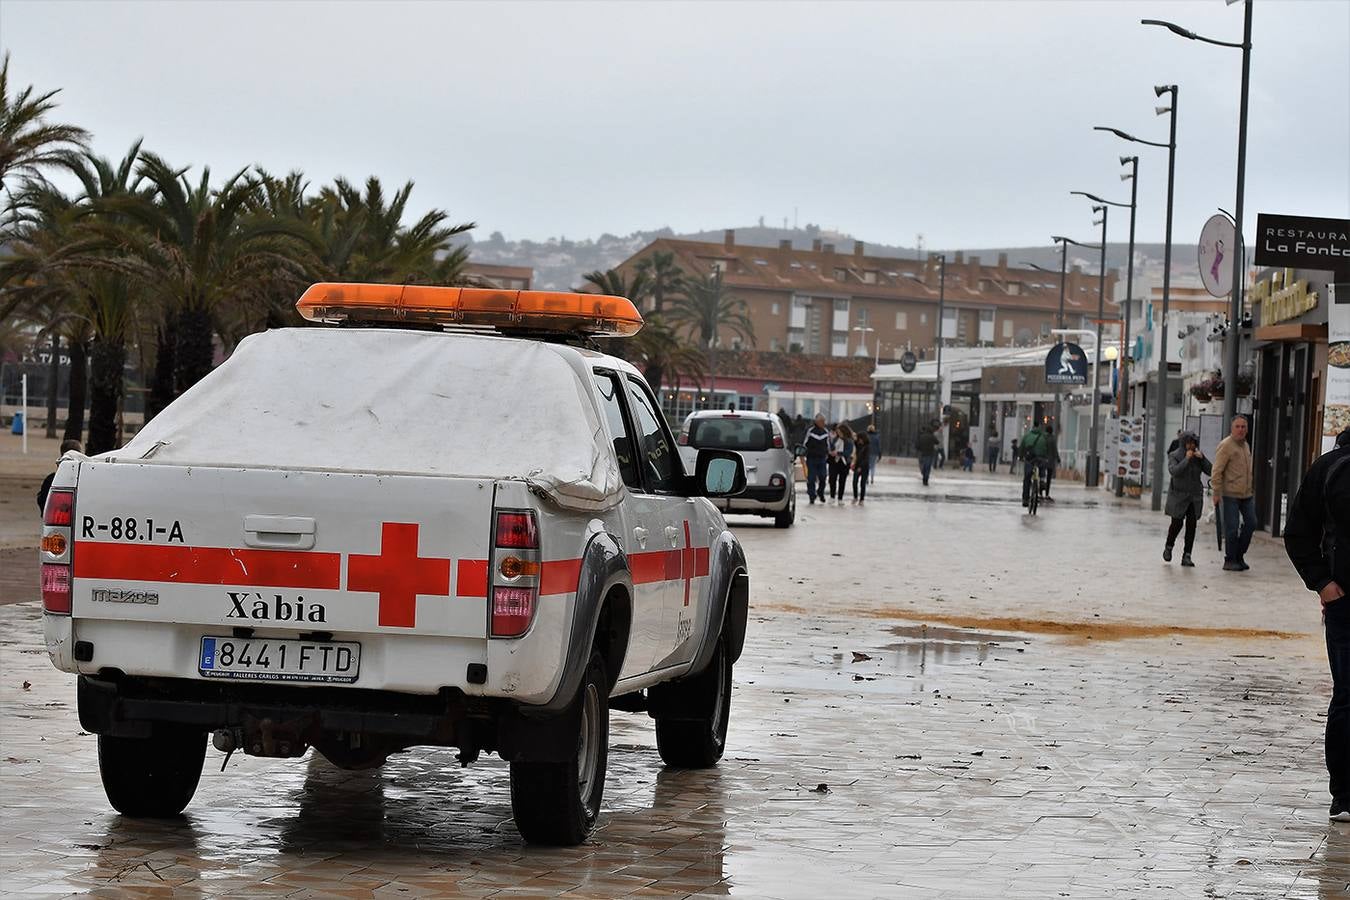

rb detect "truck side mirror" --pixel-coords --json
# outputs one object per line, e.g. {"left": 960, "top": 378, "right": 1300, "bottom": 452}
{"left": 694, "top": 448, "right": 746, "bottom": 498}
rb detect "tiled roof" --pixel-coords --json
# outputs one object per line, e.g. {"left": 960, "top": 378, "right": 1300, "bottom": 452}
{"left": 621, "top": 235, "right": 1115, "bottom": 312}
{"left": 706, "top": 349, "right": 874, "bottom": 387}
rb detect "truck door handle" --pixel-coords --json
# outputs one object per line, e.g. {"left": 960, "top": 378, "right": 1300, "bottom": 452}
{"left": 632, "top": 526, "right": 649, "bottom": 549}
{"left": 243, "top": 515, "right": 316, "bottom": 550}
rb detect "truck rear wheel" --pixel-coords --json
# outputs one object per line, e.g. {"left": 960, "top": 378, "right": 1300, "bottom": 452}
{"left": 653, "top": 636, "right": 732, "bottom": 768}
{"left": 98, "top": 727, "right": 207, "bottom": 818}
{"left": 509, "top": 652, "right": 608, "bottom": 846}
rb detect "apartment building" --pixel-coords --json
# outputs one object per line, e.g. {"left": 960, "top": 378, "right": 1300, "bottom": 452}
{"left": 616, "top": 230, "right": 1117, "bottom": 360}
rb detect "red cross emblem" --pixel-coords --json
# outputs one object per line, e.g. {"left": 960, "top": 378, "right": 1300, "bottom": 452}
{"left": 681, "top": 520, "right": 695, "bottom": 607}
{"left": 346, "top": 522, "right": 450, "bottom": 628}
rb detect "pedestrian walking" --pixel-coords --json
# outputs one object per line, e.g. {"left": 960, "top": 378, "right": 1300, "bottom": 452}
{"left": 986, "top": 427, "right": 1001, "bottom": 473}
{"left": 829, "top": 423, "right": 854, "bottom": 503}
{"left": 961, "top": 445, "right": 975, "bottom": 471}
{"left": 1008, "top": 437, "right": 1020, "bottom": 475}
{"left": 1211, "top": 415, "right": 1256, "bottom": 571}
{"left": 1162, "top": 431, "right": 1210, "bottom": 567}
{"left": 36, "top": 439, "right": 84, "bottom": 512}
{"left": 803, "top": 413, "right": 831, "bottom": 505}
{"left": 868, "top": 424, "right": 881, "bottom": 485}
{"left": 1041, "top": 424, "right": 1060, "bottom": 502}
{"left": 1019, "top": 423, "right": 1050, "bottom": 507}
{"left": 852, "top": 429, "right": 871, "bottom": 503}
{"left": 916, "top": 424, "right": 938, "bottom": 486}
{"left": 1283, "top": 428, "right": 1350, "bottom": 821}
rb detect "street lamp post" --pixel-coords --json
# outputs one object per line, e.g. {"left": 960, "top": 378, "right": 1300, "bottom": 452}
{"left": 1143, "top": 5, "right": 1253, "bottom": 433}
{"left": 933, "top": 255, "right": 948, "bottom": 445}
{"left": 1096, "top": 83, "right": 1178, "bottom": 512}
{"left": 1071, "top": 171, "right": 1139, "bottom": 495}
{"left": 1067, "top": 204, "right": 1111, "bottom": 488}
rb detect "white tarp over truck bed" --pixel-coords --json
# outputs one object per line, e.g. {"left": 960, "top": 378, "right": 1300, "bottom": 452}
{"left": 109, "top": 328, "right": 625, "bottom": 511}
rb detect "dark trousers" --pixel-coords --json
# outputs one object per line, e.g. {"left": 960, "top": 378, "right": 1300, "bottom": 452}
{"left": 806, "top": 458, "right": 828, "bottom": 501}
{"left": 1165, "top": 507, "right": 1199, "bottom": 554}
{"left": 1326, "top": 608, "right": 1350, "bottom": 800}
{"left": 1021, "top": 459, "right": 1045, "bottom": 504}
{"left": 1221, "top": 496, "right": 1257, "bottom": 563}
{"left": 987, "top": 447, "right": 999, "bottom": 472}
{"left": 853, "top": 465, "right": 868, "bottom": 500}
{"left": 828, "top": 460, "right": 848, "bottom": 499}
{"left": 919, "top": 454, "right": 935, "bottom": 485}
{"left": 1042, "top": 465, "right": 1054, "bottom": 497}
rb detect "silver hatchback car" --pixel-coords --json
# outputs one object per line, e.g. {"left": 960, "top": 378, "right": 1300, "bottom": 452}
{"left": 677, "top": 410, "right": 797, "bottom": 528}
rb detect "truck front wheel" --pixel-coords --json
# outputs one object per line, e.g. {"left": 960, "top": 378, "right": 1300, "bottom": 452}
{"left": 652, "top": 636, "right": 732, "bottom": 768}
{"left": 98, "top": 727, "right": 207, "bottom": 818}
{"left": 509, "top": 652, "right": 609, "bottom": 846}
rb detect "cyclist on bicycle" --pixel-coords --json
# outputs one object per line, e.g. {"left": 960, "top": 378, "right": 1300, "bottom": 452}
{"left": 1020, "top": 423, "right": 1052, "bottom": 508}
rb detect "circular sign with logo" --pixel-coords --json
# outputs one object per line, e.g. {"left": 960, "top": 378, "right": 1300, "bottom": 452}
{"left": 1198, "top": 214, "right": 1236, "bottom": 298}
{"left": 1044, "top": 342, "right": 1089, "bottom": 386}
{"left": 899, "top": 350, "right": 917, "bottom": 373}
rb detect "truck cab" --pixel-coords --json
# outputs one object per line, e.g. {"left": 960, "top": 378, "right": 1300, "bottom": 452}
{"left": 40, "top": 283, "right": 751, "bottom": 846}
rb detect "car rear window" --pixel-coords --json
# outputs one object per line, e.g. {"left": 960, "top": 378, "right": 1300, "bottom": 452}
{"left": 687, "top": 417, "right": 774, "bottom": 451}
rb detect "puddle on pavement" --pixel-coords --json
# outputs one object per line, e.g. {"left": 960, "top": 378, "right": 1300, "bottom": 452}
{"left": 878, "top": 623, "right": 1029, "bottom": 672}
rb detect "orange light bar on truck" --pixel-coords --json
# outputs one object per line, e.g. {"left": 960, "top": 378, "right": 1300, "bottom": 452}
{"left": 295, "top": 283, "right": 644, "bottom": 336}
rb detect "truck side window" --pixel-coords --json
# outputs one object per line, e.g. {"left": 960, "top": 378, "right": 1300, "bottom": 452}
{"left": 625, "top": 378, "right": 680, "bottom": 494}
{"left": 592, "top": 373, "right": 642, "bottom": 490}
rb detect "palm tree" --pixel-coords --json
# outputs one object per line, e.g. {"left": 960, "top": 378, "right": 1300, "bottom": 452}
{"left": 112, "top": 153, "right": 314, "bottom": 404}
{"left": 0, "top": 53, "right": 89, "bottom": 190}
{"left": 0, "top": 142, "right": 151, "bottom": 452}
{"left": 633, "top": 250, "right": 683, "bottom": 314}
{"left": 581, "top": 267, "right": 650, "bottom": 302}
{"left": 315, "top": 177, "right": 473, "bottom": 284}
{"left": 666, "top": 271, "right": 754, "bottom": 408}
{"left": 665, "top": 271, "right": 755, "bottom": 349}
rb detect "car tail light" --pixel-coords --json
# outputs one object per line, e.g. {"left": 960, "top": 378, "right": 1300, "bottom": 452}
{"left": 43, "top": 489, "right": 74, "bottom": 526}
{"left": 772, "top": 434, "right": 784, "bottom": 449}
{"left": 491, "top": 509, "right": 540, "bottom": 637}
{"left": 770, "top": 474, "right": 786, "bottom": 488}
{"left": 41, "top": 488, "right": 74, "bottom": 614}
{"left": 495, "top": 511, "right": 539, "bottom": 550}
{"left": 42, "top": 563, "right": 71, "bottom": 614}
{"left": 677, "top": 432, "right": 689, "bottom": 446}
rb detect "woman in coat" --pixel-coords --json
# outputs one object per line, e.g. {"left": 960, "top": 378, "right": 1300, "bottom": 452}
{"left": 1164, "top": 431, "right": 1212, "bottom": 566}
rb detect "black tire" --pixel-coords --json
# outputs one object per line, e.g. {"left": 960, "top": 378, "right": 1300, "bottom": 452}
{"left": 98, "top": 727, "right": 207, "bottom": 818}
{"left": 774, "top": 491, "right": 796, "bottom": 528}
{"left": 1028, "top": 480, "right": 1040, "bottom": 516}
{"left": 510, "top": 653, "right": 609, "bottom": 846}
{"left": 653, "top": 637, "right": 732, "bottom": 768}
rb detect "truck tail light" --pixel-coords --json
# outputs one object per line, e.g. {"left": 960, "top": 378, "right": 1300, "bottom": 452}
{"left": 41, "top": 488, "right": 74, "bottom": 614}
{"left": 495, "top": 511, "right": 539, "bottom": 550}
{"left": 491, "top": 509, "right": 539, "bottom": 637}
{"left": 42, "top": 563, "right": 72, "bottom": 614}
{"left": 43, "top": 488, "right": 74, "bottom": 526}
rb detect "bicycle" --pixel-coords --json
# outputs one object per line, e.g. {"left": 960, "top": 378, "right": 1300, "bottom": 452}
{"left": 1026, "top": 459, "right": 1044, "bottom": 516}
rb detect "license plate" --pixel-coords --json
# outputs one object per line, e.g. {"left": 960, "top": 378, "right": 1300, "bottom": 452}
{"left": 198, "top": 636, "right": 360, "bottom": 684}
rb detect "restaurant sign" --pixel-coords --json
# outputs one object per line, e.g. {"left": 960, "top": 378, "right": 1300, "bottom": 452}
{"left": 1254, "top": 213, "right": 1350, "bottom": 277}
{"left": 1251, "top": 268, "right": 1319, "bottom": 327}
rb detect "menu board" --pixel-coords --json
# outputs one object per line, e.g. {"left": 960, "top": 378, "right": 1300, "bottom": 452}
{"left": 1327, "top": 284, "right": 1350, "bottom": 453}
{"left": 1115, "top": 415, "right": 1146, "bottom": 483}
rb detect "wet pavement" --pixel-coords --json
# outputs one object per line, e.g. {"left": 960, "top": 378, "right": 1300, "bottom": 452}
{"left": 2, "top": 465, "right": 1348, "bottom": 898}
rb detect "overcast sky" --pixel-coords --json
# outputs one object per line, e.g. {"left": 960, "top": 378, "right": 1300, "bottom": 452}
{"left": 4, "top": 0, "right": 1347, "bottom": 250}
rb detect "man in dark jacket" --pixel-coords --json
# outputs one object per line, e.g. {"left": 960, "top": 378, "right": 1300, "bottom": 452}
{"left": 1163, "top": 431, "right": 1211, "bottom": 566}
{"left": 1020, "top": 425, "right": 1050, "bottom": 507}
{"left": 803, "top": 413, "right": 831, "bottom": 505}
{"left": 1285, "top": 428, "right": 1350, "bottom": 822}
{"left": 915, "top": 425, "right": 938, "bottom": 486}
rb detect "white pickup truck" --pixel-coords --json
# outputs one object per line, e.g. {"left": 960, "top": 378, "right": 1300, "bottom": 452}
{"left": 40, "top": 284, "right": 751, "bottom": 846}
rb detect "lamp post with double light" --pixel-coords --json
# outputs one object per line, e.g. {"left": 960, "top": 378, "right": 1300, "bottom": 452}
{"left": 1143, "top": 6, "right": 1252, "bottom": 433}
{"left": 1067, "top": 202, "right": 1110, "bottom": 487}
{"left": 1072, "top": 170, "right": 1139, "bottom": 495}
{"left": 1096, "top": 83, "right": 1178, "bottom": 511}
